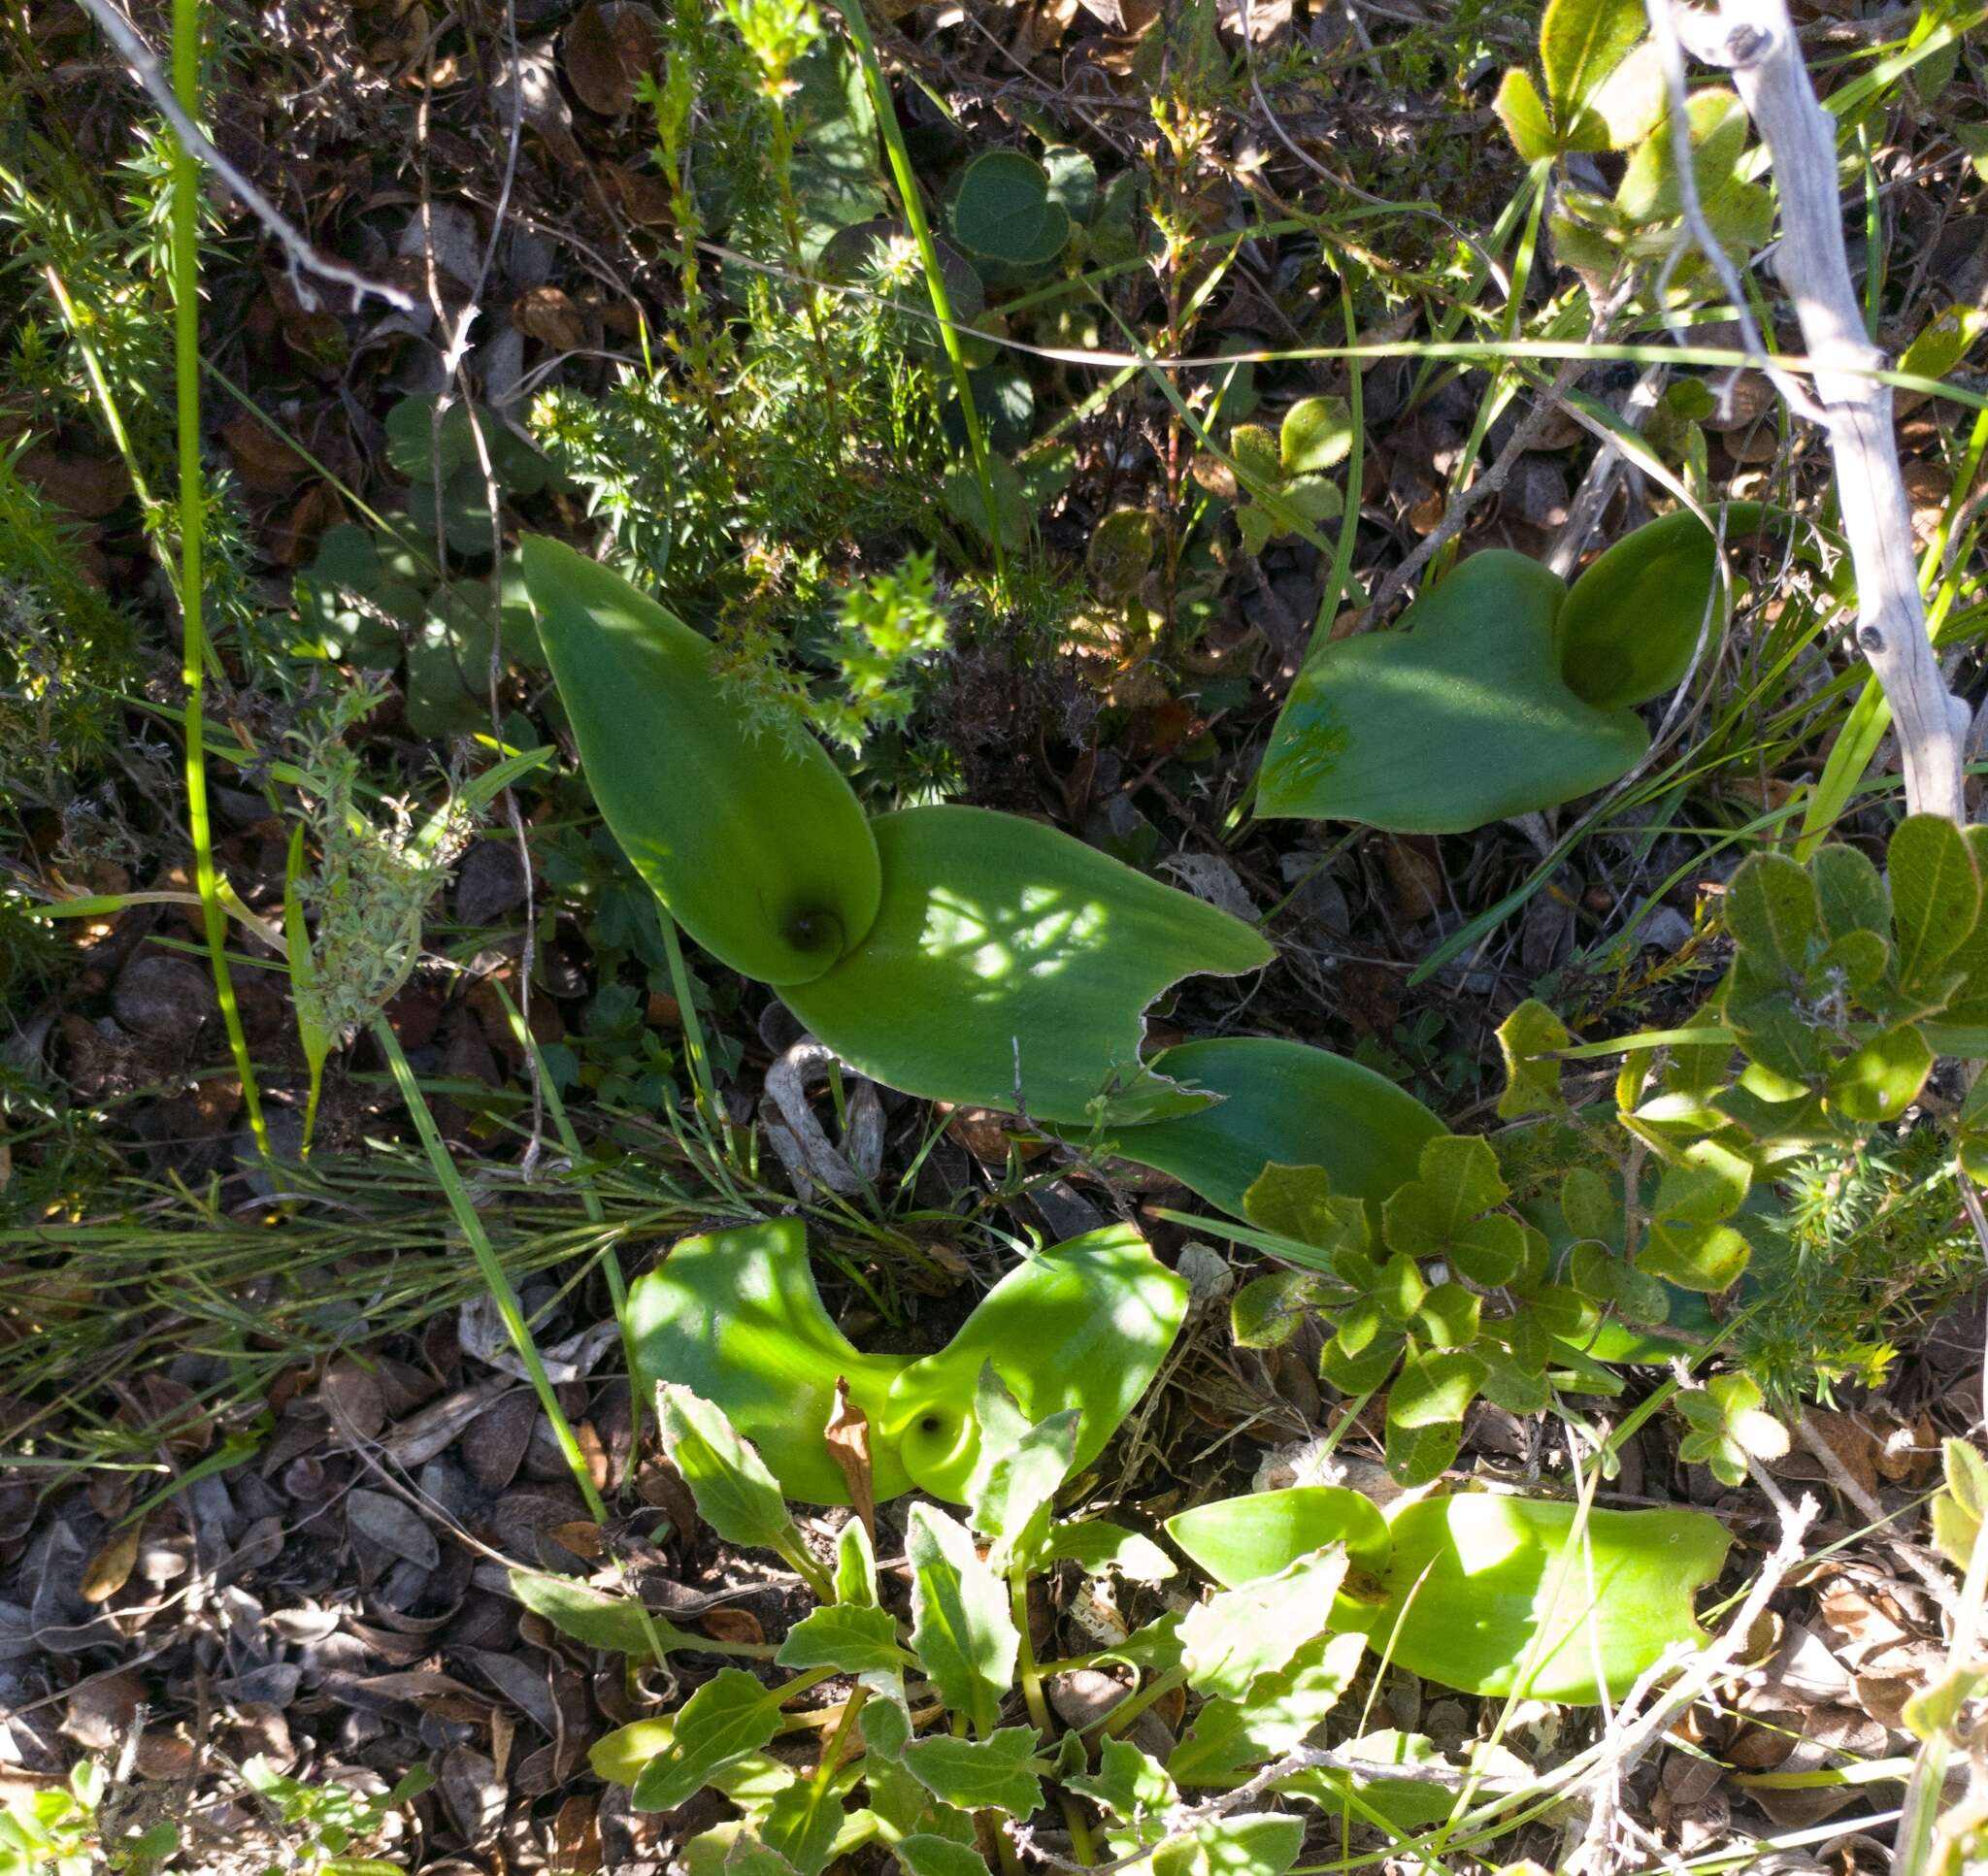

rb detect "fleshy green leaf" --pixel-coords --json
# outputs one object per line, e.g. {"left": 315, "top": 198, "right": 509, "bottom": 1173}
{"left": 631, "top": 1670, "right": 787, "bottom": 1812}
{"left": 776, "top": 1605, "right": 907, "bottom": 1675}
{"left": 1109, "top": 1038, "right": 1443, "bottom": 1222}
{"left": 1167, "top": 1486, "right": 1393, "bottom": 1583}
{"left": 1347, "top": 1495, "right": 1731, "bottom": 1701}
{"left": 779, "top": 806, "right": 1271, "bottom": 1125}
{"left": 901, "top": 1729, "right": 1048, "bottom": 1817}
{"left": 520, "top": 536, "right": 879, "bottom": 986}
{"left": 635, "top": 1223, "right": 907, "bottom": 1506}
{"left": 907, "top": 1504, "right": 1020, "bottom": 1736}
{"left": 1041, "top": 1520, "right": 1178, "bottom": 1582}
{"left": 1258, "top": 552, "right": 1651, "bottom": 832}
{"left": 1640, "top": 1220, "right": 1750, "bottom": 1292}
{"left": 1178, "top": 1547, "right": 1345, "bottom": 1699}
{"left": 878, "top": 1227, "right": 1187, "bottom": 1502}
{"left": 634, "top": 1222, "right": 1183, "bottom": 1508}
{"left": 1557, "top": 511, "right": 1718, "bottom": 709}
{"left": 1168, "top": 1630, "right": 1368, "bottom": 1786}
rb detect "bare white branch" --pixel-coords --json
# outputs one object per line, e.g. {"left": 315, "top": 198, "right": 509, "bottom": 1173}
{"left": 1664, "top": 0, "right": 1971, "bottom": 822}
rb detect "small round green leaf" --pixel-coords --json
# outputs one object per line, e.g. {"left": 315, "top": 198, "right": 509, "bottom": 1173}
{"left": 950, "top": 149, "right": 1071, "bottom": 268}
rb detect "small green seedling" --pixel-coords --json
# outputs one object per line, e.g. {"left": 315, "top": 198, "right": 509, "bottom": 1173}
{"left": 1257, "top": 512, "right": 1725, "bottom": 832}
{"left": 627, "top": 1218, "right": 1187, "bottom": 1504}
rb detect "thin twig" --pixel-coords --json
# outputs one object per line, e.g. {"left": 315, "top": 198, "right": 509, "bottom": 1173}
{"left": 70, "top": 0, "right": 413, "bottom": 313}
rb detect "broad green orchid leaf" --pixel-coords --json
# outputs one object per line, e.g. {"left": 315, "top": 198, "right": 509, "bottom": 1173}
{"left": 520, "top": 536, "right": 880, "bottom": 985}
{"left": 1353, "top": 1494, "right": 1730, "bottom": 1701}
{"left": 779, "top": 806, "right": 1271, "bottom": 1125}
{"left": 629, "top": 1220, "right": 907, "bottom": 1506}
{"left": 880, "top": 1225, "right": 1188, "bottom": 1500}
{"left": 1102, "top": 1037, "right": 1444, "bottom": 1221}
{"left": 1166, "top": 1485, "right": 1392, "bottom": 1584}
{"left": 1165, "top": 1487, "right": 1730, "bottom": 1704}
{"left": 628, "top": 1220, "right": 1185, "bottom": 1507}
{"left": 1557, "top": 510, "right": 1718, "bottom": 710}
{"left": 1257, "top": 551, "right": 1647, "bottom": 833}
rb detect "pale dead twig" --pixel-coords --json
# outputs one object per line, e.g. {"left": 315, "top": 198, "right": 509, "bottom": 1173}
{"left": 70, "top": 0, "right": 413, "bottom": 313}
{"left": 1660, "top": 0, "right": 1972, "bottom": 823}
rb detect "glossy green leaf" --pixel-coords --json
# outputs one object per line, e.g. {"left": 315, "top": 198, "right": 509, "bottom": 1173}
{"left": 1352, "top": 1494, "right": 1731, "bottom": 1701}
{"left": 878, "top": 1226, "right": 1187, "bottom": 1501}
{"left": 1558, "top": 511, "right": 1718, "bottom": 709}
{"left": 1178, "top": 1547, "right": 1345, "bottom": 1698}
{"left": 900, "top": 1729, "right": 1048, "bottom": 1817}
{"left": 1104, "top": 1037, "right": 1444, "bottom": 1221}
{"left": 1258, "top": 551, "right": 1648, "bottom": 833}
{"left": 631, "top": 1670, "right": 788, "bottom": 1811}
{"left": 1172, "top": 1488, "right": 1730, "bottom": 1703}
{"left": 1040, "top": 1521, "right": 1178, "bottom": 1582}
{"left": 519, "top": 536, "right": 880, "bottom": 986}
{"left": 907, "top": 1503, "right": 1019, "bottom": 1736}
{"left": 1168, "top": 1629, "right": 1367, "bottom": 1786}
{"left": 632, "top": 1222, "right": 907, "bottom": 1506}
{"left": 631, "top": 1221, "right": 1183, "bottom": 1507}
{"left": 779, "top": 806, "right": 1270, "bottom": 1125}
{"left": 1167, "top": 1485, "right": 1393, "bottom": 1583}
